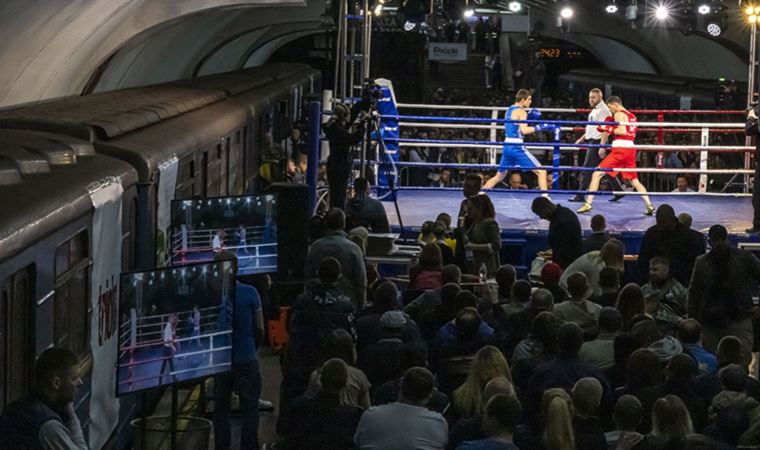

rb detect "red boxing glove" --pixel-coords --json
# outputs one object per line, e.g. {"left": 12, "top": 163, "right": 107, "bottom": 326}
{"left": 596, "top": 116, "right": 615, "bottom": 134}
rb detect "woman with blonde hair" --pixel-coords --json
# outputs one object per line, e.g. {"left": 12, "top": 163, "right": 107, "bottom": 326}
{"left": 639, "top": 395, "right": 694, "bottom": 449}
{"left": 559, "top": 238, "right": 624, "bottom": 297}
{"left": 452, "top": 346, "right": 512, "bottom": 420}
{"left": 542, "top": 388, "right": 575, "bottom": 450}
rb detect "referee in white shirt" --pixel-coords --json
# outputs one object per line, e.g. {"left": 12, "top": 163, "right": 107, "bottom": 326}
{"left": 570, "top": 88, "right": 625, "bottom": 203}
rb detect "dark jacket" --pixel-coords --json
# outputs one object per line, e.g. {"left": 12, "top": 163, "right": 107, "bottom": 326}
{"left": 279, "top": 391, "right": 362, "bottom": 450}
{"left": 525, "top": 356, "right": 612, "bottom": 415}
{"left": 0, "top": 393, "right": 65, "bottom": 450}
{"left": 638, "top": 222, "right": 701, "bottom": 286}
{"left": 582, "top": 231, "right": 610, "bottom": 254}
{"left": 548, "top": 205, "right": 583, "bottom": 269}
{"left": 323, "top": 119, "right": 364, "bottom": 175}
{"left": 345, "top": 195, "right": 391, "bottom": 233}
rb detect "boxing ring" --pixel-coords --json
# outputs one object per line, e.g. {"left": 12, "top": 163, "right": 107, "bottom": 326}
{"left": 313, "top": 88, "right": 760, "bottom": 272}
{"left": 170, "top": 225, "right": 277, "bottom": 274}
{"left": 116, "top": 305, "right": 232, "bottom": 394}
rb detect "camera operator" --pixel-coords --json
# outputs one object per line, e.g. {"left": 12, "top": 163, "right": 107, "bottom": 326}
{"left": 324, "top": 102, "right": 366, "bottom": 210}
{"left": 745, "top": 105, "right": 760, "bottom": 233}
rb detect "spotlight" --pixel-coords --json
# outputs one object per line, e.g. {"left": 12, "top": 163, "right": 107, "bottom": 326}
{"left": 606, "top": 2, "right": 619, "bottom": 13}
{"left": 750, "top": 14, "right": 759, "bottom": 24}
{"left": 404, "top": 20, "right": 417, "bottom": 30}
{"left": 508, "top": 1, "right": 522, "bottom": 12}
{"left": 654, "top": 5, "right": 670, "bottom": 20}
{"left": 748, "top": 5, "right": 756, "bottom": 15}
{"left": 697, "top": 3, "right": 711, "bottom": 14}
{"left": 706, "top": 21, "right": 722, "bottom": 35}
{"left": 560, "top": 6, "right": 574, "bottom": 18}
{"left": 464, "top": 8, "right": 475, "bottom": 18}
{"left": 374, "top": 3, "right": 382, "bottom": 15}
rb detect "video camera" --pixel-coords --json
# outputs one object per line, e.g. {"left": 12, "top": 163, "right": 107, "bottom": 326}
{"left": 361, "top": 78, "right": 383, "bottom": 106}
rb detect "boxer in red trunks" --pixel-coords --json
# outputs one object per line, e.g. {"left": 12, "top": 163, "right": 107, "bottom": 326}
{"left": 577, "top": 96, "right": 655, "bottom": 216}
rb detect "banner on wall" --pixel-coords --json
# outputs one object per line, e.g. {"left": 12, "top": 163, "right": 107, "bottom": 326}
{"left": 87, "top": 179, "right": 123, "bottom": 450}
{"left": 156, "top": 157, "right": 179, "bottom": 266}
{"left": 428, "top": 42, "right": 468, "bottom": 62}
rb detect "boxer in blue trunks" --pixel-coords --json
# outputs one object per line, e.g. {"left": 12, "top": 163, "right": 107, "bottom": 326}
{"left": 483, "top": 89, "right": 558, "bottom": 193}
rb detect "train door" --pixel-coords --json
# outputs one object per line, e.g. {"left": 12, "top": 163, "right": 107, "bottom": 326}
{"left": 176, "top": 154, "right": 197, "bottom": 199}
{"left": 1, "top": 265, "right": 35, "bottom": 406}
{"left": 201, "top": 151, "right": 209, "bottom": 197}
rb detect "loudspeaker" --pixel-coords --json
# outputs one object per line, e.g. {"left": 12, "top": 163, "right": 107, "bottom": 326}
{"left": 268, "top": 182, "right": 309, "bottom": 280}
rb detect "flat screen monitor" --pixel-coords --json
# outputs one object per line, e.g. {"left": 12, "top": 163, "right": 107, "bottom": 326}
{"left": 116, "top": 260, "right": 236, "bottom": 396}
{"left": 170, "top": 194, "right": 278, "bottom": 275}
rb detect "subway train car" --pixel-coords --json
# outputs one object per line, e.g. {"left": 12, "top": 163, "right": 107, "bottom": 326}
{"left": 0, "top": 63, "right": 319, "bottom": 448}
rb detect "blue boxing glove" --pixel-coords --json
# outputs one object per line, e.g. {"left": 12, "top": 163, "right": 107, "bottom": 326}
{"left": 533, "top": 123, "right": 557, "bottom": 133}
{"left": 527, "top": 108, "right": 542, "bottom": 121}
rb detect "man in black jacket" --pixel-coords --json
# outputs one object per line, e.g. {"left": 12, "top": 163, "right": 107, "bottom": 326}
{"left": 532, "top": 197, "right": 583, "bottom": 269}
{"left": 637, "top": 204, "right": 699, "bottom": 286}
{"left": 745, "top": 106, "right": 760, "bottom": 233}
{"left": 324, "top": 103, "right": 365, "bottom": 210}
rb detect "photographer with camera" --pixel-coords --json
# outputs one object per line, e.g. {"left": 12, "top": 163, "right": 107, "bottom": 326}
{"left": 324, "top": 102, "right": 366, "bottom": 210}
{"left": 745, "top": 105, "right": 760, "bottom": 233}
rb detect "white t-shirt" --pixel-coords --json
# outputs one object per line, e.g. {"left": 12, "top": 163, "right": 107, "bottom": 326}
{"left": 212, "top": 235, "right": 222, "bottom": 251}
{"left": 163, "top": 322, "right": 173, "bottom": 348}
{"left": 586, "top": 101, "right": 611, "bottom": 140}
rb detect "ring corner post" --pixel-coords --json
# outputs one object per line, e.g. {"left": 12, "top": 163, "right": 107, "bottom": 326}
{"left": 307, "top": 100, "right": 322, "bottom": 215}
{"left": 552, "top": 127, "right": 561, "bottom": 190}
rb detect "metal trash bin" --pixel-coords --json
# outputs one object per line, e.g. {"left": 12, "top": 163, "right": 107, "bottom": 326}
{"left": 130, "top": 415, "right": 212, "bottom": 450}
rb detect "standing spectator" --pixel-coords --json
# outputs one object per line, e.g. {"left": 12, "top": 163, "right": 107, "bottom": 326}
{"left": 463, "top": 194, "right": 501, "bottom": 275}
{"left": 345, "top": 178, "right": 391, "bottom": 233}
{"left": 688, "top": 224, "right": 760, "bottom": 360}
{"left": 279, "top": 359, "right": 363, "bottom": 450}
{"left": 637, "top": 204, "right": 699, "bottom": 286}
{"left": 214, "top": 253, "right": 265, "bottom": 450}
{"left": 281, "top": 128, "right": 305, "bottom": 160}
{"left": 0, "top": 348, "right": 86, "bottom": 450}
{"left": 678, "top": 319, "right": 718, "bottom": 375}
{"left": 324, "top": 103, "right": 365, "bottom": 209}
{"left": 484, "top": 55, "right": 495, "bottom": 89}
{"left": 456, "top": 174, "right": 484, "bottom": 267}
{"left": 354, "top": 368, "right": 449, "bottom": 450}
{"left": 744, "top": 105, "right": 760, "bottom": 233}
{"left": 580, "top": 307, "right": 623, "bottom": 370}
{"left": 305, "top": 208, "right": 367, "bottom": 308}
{"left": 553, "top": 273, "right": 603, "bottom": 337}
{"left": 532, "top": 197, "right": 583, "bottom": 269}
{"left": 582, "top": 214, "right": 611, "bottom": 253}
{"left": 641, "top": 257, "right": 687, "bottom": 335}
{"left": 456, "top": 395, "right": 523, "bottom": 450}
{"left": 559, "top": 239, "right": 624, "bottom": 298}
{"left": 678, "top": 213, "right": 706, "bottom": 257}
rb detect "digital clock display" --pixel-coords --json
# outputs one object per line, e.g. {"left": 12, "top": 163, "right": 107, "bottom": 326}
{"left": 539, "top": 48, "right": 561, "bottom": 58}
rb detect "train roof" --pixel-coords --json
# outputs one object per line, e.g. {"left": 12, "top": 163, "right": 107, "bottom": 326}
{"left": 0, "top": 130, "right": 138, "bottom": 263}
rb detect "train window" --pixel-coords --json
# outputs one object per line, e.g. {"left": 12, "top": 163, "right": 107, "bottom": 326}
{"left": 217, "top": 142, "right": 222, "bottom": 160}
{"left": 1, "top": 265, "right": 34, "bottom": 405}
{"left": 235, "top": 131, "right": 241, "bottom": 145}
{"left": 189, "top": 160, "right": 196, "bottom": 178}
{"left": 54, "top": 231, "right": 91, "bottom": 358}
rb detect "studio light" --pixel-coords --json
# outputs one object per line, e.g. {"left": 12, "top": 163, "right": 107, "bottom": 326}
{"left": 697, "top": 3, "right": 711, "bottom": 14}
{"left": 654, "top": 5, "right": 670, "bottom": 20}
{"left": 374, "top": 4, "right": 382, "bottom": 15}
{"left": 606, "top": 0, "right": 618, "bottom": 13}
{"left": 404, "top": 20, "right": 417, "bottom": 30}
{"left": 706, "top": 21, "right": 722, "bottom": 35}
{"left": 560, "top": 6, "right": 574, "bottom": 18}
{"left": 508, "top": 1, "right": 522, "bottom": 12}
{"left": 464, "top": 8, "right": 475, "bottom": 17}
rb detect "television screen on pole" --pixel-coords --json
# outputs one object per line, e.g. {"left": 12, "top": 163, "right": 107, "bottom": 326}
{"left": 169, "top": 194, "right": 278, "bottom": 275}
{"left": 116, "top": 259, "right": 236, "bottom": 396}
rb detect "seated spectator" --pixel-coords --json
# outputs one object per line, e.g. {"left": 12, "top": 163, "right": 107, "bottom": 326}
{"left": 553, "top": 272, "right": 602, "bottom": 337}
{"left": 279, "top": 358, "right": 363, "bottom": 450}
{"left": 508, "top": 172, "right": 527, "bottom": 190}
{"left": 571, "top": 378, "right": 608, "bottom": 450}
{"left": 434, "top": 221, "right": 455, "bottom": 265}
{"left": 616, "top": 348, "right": 663, "bottom": 432}
{"left": 410, "top": 243, "right": 444, "bottom": 291}
{"left": 541, "top": 389, "right": 575, "bottom": 450}
{"left": 677, "top": 319, "right": 717, "bottom": 375}
{"left": 492, "top": 265, "right": 517, "bottom": 307}
{"left": 631, "top": 319, "right": 683, "bottom": 362}
{"left": 346, "top": 177, "right": 391, "bottom": 232}
{"left": 431, "top": 168, "right": 457, "bottom": 188}
{"left": 641, "top": 257, "right": 686, "bottom": 335}
{"left": 306, "top": 329, "right": 371, "bottom": 409}
{"left": 436, "top": 212, "right": 457, "bottom": 251}
{"left": 593, "top": 267, "right": 621, "bottom": 308}
{"left": 305, "top": 208, "right": 367, "bottom": 308}
{"left": 356, "top": 280, "right": 422, "bottom": 352}
{"left": 526, "top": 323, "right": 611, "bottom": 415}
{"left": 672, "top": 174, "right": 695, "bottom": 193}
{"left": 419, "top": 220, "right": 436, "bottom": 245}
{"left": 435, "top": 307, "right": 495, "bottom": 363}
{"left": 540, "top": 262, "right": 567, "bottom": 303}
{"left": 348, "top": 226, "right": 380, "bottom": 298}
{"left": 616, "top": 283, "right": 646, "bottom": 330}
{"left": 456, "top": 395, "right": 524, "bottom": 450}
{"left": 606, "top": 333, "right": 646, "bottom": 390}
{"left": 605, "top": 395, "right": 643, "bottom": 450}
{"left": 656, "top": 353, "right": 707, "bottom": 432}
{"left": 498, "top": 288, "right": 554, "bottom": 359}
{"left": 354, "top": 368, "right": 449, "bottom": 450}
{"left": 358, "top": 311, "right": 408, "bottom": 388}
{"left": 707, "top": 365, "right": 760, "bottom": 445}
{"left": 0, "top": 348, "right": 87, "bottom": 450}
{"left": 372, "top": 343, "right": 450, "bottom": 414}
{"left": 452, "top": 346, "right": 513, "bottom": 420}
{"left": 690, "top": 335, "right": 760, "bottom": 404}
{"left": 580, "top": 307, "right": 623, "bottom": 370}
{"left": 638, "top": 395, "right": 694, "bottom": 450}
{"left": 500, "top": 279, "right": 531, "bottom": 318}
{"left": 288, "top": 257, "right": 356, "bottom": 373}
{"left": 512, "top": 311, "right": 559, "bottom": 363}
{"left": 582, "top": 214, "right": 611, "bottom": 253}
{"left": 560, "top": 239, "right": 624, "bottom": 298}
{"left": 448, "top": 378, "right": 521, "bottom": 449}
{"left": 286, "top": 158, "right": 305, "bottom": 184}
{"left": 405, "top": 265, "right": 462, "bottom": 320}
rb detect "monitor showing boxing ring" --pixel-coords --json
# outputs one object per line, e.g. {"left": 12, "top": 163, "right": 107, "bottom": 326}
{"left": 116, "top": 260, "right": 236, "bottom": 396}
{"left": 170, "top": 194, "right": 278, "bottom": 276}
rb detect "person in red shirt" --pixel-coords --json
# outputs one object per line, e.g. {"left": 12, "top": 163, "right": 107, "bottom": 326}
{"left": 577, "top": 96, "right": 654, "bottom": 216}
